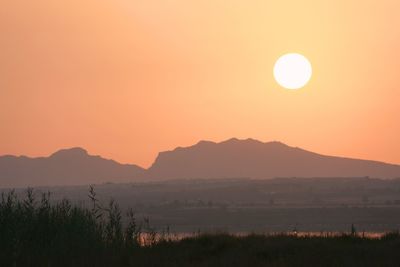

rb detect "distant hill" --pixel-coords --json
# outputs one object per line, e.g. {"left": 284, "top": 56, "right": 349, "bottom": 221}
{"left": 2, "top": 138, "right": 400, "bottom": 187}
{"left": 0, "top": 147, "right": 145, "bottom": 187}
{"left": 146, "top": 138, "right": 400, "bottom": 180}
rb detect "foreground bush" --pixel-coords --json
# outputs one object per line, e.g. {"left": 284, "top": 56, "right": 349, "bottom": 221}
{"left": 0, "top": 187, "right": 145, "bottom": 266}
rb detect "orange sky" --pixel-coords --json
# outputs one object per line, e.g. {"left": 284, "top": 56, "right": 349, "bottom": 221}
{"left": 1, "top": 0, "right": 400, "bottom": 168}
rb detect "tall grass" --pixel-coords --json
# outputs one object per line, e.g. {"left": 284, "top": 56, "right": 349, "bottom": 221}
{"left": 1, "top": 187, "right": 400, "bottom": 267}
{"left": 0, "top": 187, "right": 153, "bottom": 266}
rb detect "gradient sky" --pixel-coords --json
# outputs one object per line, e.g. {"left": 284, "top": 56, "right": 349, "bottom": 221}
{"left": 1, "top": 0, "right": 400, "bottom": 168}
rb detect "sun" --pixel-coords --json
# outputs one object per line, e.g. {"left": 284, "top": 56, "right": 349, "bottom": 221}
{"left": 273, "top": 53, "right": 312, "bottom": 90}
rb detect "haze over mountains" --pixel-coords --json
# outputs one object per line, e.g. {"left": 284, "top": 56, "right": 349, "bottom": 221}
{"left": 1, "top": 138, "right": 400, "bottom": 187}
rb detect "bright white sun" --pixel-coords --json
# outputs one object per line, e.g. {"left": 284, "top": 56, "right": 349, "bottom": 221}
{"left": 273, "top": 53, "right": 312, "bottom": 90}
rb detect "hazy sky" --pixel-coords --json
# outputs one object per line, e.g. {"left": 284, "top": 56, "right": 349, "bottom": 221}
{"left": 1, "top": 0, "right": 400, "bottom": 167}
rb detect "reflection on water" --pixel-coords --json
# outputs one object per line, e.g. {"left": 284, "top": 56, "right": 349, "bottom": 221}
{"left": 138, "top": 231, "right": 387, "bottom": 246}
{"left": 283, "top": 231, "right": 384, "bottom": 238}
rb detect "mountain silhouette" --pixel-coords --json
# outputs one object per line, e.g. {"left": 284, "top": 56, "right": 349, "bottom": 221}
{"left": 2, "top": 139, "right": 400, "bottom": 187}
{"left": 0, "top": 147, "right": 145, "bottom": 187}
{"left": 146, "top": 138, "right": 400, "bottom": 180}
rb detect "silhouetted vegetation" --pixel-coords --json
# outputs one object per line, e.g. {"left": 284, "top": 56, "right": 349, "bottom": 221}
{"left": 1, "top": 187, "right": 400, "bottom": 266}
{"left": 0, "top": 187, "right": 148, "bottom": 266}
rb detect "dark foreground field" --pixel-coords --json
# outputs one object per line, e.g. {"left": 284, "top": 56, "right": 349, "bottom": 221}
{"left": 1, "top": 188, "right": 400, "bottom": 267}
{"left": 133, "top": 234, "right": 400, "bottom": 267}
{"left": 4, "top": 232, "right": 400, "bottom": 267}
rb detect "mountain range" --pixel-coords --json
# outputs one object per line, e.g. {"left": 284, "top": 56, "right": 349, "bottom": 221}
{"left": 0, "top": 147, "right": 144, "bottom": 188}
{"left": 1, "top": 138, "right": 400, "bottom": 187}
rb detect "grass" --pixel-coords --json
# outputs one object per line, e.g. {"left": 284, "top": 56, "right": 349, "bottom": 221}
{"left": 1, "top": 188, "right": 400, "bottom": 267}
